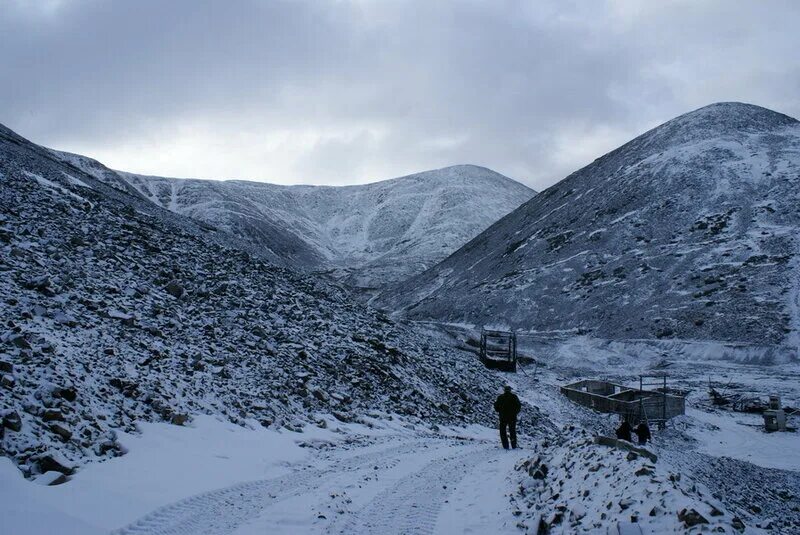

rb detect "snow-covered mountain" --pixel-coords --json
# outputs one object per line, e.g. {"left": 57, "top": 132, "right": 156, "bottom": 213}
{"left": 52, "top": 152, "right": 535, "bottom": 287}
{"left": 377, "top": 103, "right": 800, "bottom": 348}
{"left": 0, "top": 122, "right": 526, "bottom": 477}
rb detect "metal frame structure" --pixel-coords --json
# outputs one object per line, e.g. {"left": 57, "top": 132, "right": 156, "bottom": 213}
{"left": 560, "top": 377, "right": 685, "bottom": 425}
{"left": 479, "top": 328, "right": 517, "bottom": 372}
{"left": 639, "top": 374, "right": 668, "bottom": 426}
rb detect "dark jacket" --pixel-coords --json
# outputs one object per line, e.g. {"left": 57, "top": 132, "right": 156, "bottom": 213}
{"left": 494, "top": 392, "right": 521, "bottom": 420}
{"left": 635, "top": 422, "right": 651, "bottom": 443}
{"left": 615, "top": 421, "right": 632, "bottom": 442}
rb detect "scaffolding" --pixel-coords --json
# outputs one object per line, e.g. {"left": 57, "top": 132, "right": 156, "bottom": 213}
{"left": 479, "top": 328, "right": 517, "bottom": 372}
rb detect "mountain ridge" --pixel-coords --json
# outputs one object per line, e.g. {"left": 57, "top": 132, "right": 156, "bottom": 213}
{"left": 48, "top": 149, "right": 535, "bottom": 287}
{"left": 376, "top": 102, "right": 800, "bottom": 349}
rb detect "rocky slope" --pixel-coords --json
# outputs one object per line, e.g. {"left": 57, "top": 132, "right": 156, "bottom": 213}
{"left": 0, "top": 122, "right": 511, "bottom": 479}
{"left": 513, "top": 431, "right": 757, "bottom": 534}
{"left": 52, "top": 151, "right": 535, "bottom": 287}
{"left": 377, "top": 103, "right": 800, "bottom": 348}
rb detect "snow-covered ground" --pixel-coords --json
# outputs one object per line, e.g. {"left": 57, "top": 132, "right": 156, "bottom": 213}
{"left": 0, "top": 414, "right": 527, "bottom": 535}
{"left": 688, "top": 408, "right": 800, "bottom": 471}
{"left": 3, "top": 334, "right": 797, "bottom": 535}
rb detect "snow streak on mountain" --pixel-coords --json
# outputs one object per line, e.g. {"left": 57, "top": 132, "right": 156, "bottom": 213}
{"left": 52, "top": 151, "right": 535, "bottom": 287}
{"left": 378, "top": 103, "right": 800, "bottom": 350}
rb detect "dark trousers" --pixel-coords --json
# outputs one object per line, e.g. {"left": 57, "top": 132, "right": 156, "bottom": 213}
{"left": 499, "top": 417, "right": 517, "bottom": 449}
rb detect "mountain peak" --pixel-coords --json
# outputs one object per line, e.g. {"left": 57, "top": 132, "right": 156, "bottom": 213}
{"left": 609, "top": 102, "right": 799, "bottom": 158}
{"left": 649, "top": 102, "right": 797, "bottom": 144}
{"left": 678, "top": 101, "right": 798, "bottom": 128}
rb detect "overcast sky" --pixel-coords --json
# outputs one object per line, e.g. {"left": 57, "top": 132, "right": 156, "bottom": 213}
{"left": 2, "top": 1, "right": 799, "bottom": 189}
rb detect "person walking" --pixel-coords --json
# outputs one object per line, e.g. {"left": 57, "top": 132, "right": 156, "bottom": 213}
{"left": 494, "top": 385, "right": 521, "bottom": 449}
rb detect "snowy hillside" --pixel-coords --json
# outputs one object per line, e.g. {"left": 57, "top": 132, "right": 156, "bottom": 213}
{"left": 0, "top": 122, "right": 527, "bottom": 479}
{"left": 378, "top": 103, "right": 800, "bottom": 348}
{"left": 51, "top": 151, "right": 535, "bottom": 287}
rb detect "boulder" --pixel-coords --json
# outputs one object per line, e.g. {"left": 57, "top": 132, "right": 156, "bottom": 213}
{"left": 34, "top": 471, "right": 68, "bottom": 486}
{"left": 332, "top": 411, "right": 352, "bottom": 423}
{"left": 170, "top": 413, "right": 189, "bottom": 426}
{"left": 42, "top": 409, "right": 64, "bottom": 422}
{"left": 2, "top": 410, "right": 22, "bottom": 432}
{"left": 36, "top": 454, "right": 74, "bottom": 475}
{"left": 9, "top": 334, "right": 30, "bottom": 349}
{"left": 165, "top": 280, "right": 185, "bottom": 298}
{"left": 635, "top": 466, "right": 655, "bottom": 477}
{"left": 533, "top": 464, "right": 549, "bottom": 480}
{"left": 53, "top": 312, "right": 77, "bottom": 327}
{"left": 50, "top": 423, "right": 73, "bottom": 441}
{"left": 0, "top": 360, "right": 12, "bottom": 373}
{"left": 1, "top": 374, "right": 14, "bottom": 389}
{"left": 252, "top": 326, "right": 268, "bottom": 339}
{"left": 54, "top": 386, "right": 77, "bottom": 402}
{"left": 678, "top": 508, "right": 709, "bottom": 527}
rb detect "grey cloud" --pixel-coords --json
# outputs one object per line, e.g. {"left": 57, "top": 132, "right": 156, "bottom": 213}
{"left": 1, "top": 0, "right": 799, "bottom": 189}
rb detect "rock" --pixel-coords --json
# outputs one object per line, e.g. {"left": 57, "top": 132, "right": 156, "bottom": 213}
{"left": 8, "top": 334, "right": 30, "bottom": 349}
{"left": 332, "top": 411, "right": 352, "bottom": 423}
{"left": 53, "top": 311, "right": 77, "bottom": 327}
{"left": 252, "top": 326, "right": 268, "bottom": 339}
{"left": 678, "top": 508, "right": 709, "bottom": 527}
{"left": 731, "top": 517, "right": 746, "bottom": 532}
{"left": 54, "top": 386, "right": 77, "bottom": 402}
{"left": 635, "top": 466, "right": 655, "bottom": 477}
{"left": 2, "top": 410, "right": 22, "bottom": 432}
{"left": 24, "top": 275, "right": 52, "bottom": 294}
{"left": 533, "top": 464, "right": 549, "bottom": 480}
{"left": 107, "top": 309, "right": 135, "bottom": 327}
{"left": 42, "top": 409, "right": 64, "bottom": 422}
{"left": 0, "top": 360, "right": 12, "bottom": 373}
{"left": 144, "top": 325, "right": 164, "bottom": 337}
{"left": 37, "top": 454, "right": 74, "bottom": 475}
{"left": 165, "top": 280, "right": 185, "bottom": 298}
{"left": 34, "top": 471, "right": 68, "bottom": 486}
{"left": 1, "top": 374, "right": 15, "bottom": 389}
{"left": 170, "top": 413, "right": 189, "bottom": 426}
{"left": 626, "top": 451, "right": 639, "bottom": 461}
{"left": 619, "top": 498, "right": 634, "bottom": 510}
{"left": 50, "top": 423, "right": 73, "bottom": 441}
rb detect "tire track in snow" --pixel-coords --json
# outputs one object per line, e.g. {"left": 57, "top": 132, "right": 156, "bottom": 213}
{"left": 329, "top": 443, "right": 498, "bottom": 535}
{"left": 109, "top": 439, "right": 428, "bottom": 535}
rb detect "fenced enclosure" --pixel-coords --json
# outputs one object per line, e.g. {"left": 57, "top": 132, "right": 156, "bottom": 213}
{"left": 560, "top": 377, "right": 685, "bottom": 426}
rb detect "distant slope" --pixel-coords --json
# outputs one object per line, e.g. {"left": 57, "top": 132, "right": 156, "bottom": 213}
{"left": 50, "top": 151, "right": 535, "bottom": 287}
{"left": 376, "top": 103, "right": 800, "bottom": 347}
{"left": 50, "top": 150, "right": 325, "bottom": 268}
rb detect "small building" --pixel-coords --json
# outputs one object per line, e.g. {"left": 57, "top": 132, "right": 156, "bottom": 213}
{"left": 560, "top": 377, "right": 685, "bottom": 426}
